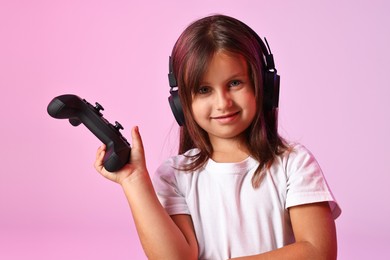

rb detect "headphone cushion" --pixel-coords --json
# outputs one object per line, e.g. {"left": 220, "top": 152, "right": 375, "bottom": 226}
{"left": 168, "top": 91, "right": 185, "bottom": 126}
{"left": 263, "top": 71, "right": 280, "bottom": 111}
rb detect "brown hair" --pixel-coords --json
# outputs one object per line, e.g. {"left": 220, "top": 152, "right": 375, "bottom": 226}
{"left": 170, "top": 14, "right": 288, "bottom": 187}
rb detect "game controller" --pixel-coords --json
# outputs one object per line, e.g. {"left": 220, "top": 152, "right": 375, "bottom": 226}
{"left": 47, "top": 94, "right": 130, "bottom": 172}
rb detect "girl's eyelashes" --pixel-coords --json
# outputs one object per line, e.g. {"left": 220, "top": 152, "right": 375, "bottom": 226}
{"left": 229, "top": 80, "right": 242, "bottom": 87}
{"left": 195, "top": 79, "right": 244, "bottom": 95}
{"left": 196, "top": 86, "right": 211, "bottom": 95}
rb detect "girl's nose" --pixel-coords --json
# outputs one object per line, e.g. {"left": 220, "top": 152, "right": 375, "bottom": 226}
{"left": 215, "top": 90, "right": 232, "bottom": 110}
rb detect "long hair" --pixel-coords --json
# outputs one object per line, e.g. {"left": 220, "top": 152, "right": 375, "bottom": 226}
{"left": 170, "top": 14, "right": 288, "bottom": 187}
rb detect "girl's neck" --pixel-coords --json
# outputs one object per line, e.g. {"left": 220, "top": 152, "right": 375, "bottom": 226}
{"left": 210, "top": 136, "right": 250, "bottom": 163}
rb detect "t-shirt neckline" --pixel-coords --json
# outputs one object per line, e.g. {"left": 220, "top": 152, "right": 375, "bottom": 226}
{"left": 205, "top": 156, "right": 258, "bottom": 175}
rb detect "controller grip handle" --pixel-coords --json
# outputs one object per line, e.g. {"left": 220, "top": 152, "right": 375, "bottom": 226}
{"left": 104, "top": 144, "right": 130, "bottom": 172}
{"left": 47, "top": 95, "right": 80, "bottom": 119}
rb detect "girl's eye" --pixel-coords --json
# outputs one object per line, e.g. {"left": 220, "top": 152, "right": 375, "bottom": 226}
{"left": 230, "top": 80, "right": 242, "bottom": 87}
{"left": 197, "top": 86, "right": 210, "bottom": 94}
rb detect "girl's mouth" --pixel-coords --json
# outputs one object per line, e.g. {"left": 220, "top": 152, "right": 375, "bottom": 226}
{"left": 211, "top": 111, "right": 240, "bottom": 123}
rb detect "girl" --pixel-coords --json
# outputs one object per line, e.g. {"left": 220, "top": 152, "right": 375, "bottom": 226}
{"left": 95, "top": 14, "right": 341, "bottom": 260}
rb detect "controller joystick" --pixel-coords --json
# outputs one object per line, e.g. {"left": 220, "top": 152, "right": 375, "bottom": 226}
{"left": 114, "top": 121, "right": 124, "bottom": 131}
{"left": 47, "top": 94, "right": 131, "bottom": 172}
{"left": 94, "top": 102, "right": 104, "bottom": 114}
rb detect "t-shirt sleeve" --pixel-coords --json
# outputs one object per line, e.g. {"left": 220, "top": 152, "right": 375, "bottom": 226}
{"left": 285, "top": 144, "right": 342, "bottom": 219}
{"left": 152, "top": 159, "right": 191, "bottom": 216}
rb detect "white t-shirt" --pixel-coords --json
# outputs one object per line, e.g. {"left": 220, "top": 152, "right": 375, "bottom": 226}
{"left": 152, "top": 144, "right": 341, "bottom": 260}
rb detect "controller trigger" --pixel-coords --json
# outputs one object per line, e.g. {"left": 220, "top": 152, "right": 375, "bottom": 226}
{"left": 69, "top": 118, "right": 82, "bottom": 126}
{"left": 114, "top": 121, "right": 124, "bottom": 131}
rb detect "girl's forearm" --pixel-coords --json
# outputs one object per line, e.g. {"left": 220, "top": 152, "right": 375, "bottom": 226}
{"left": 230, "top": 241, "right": 334, "bottom": 260}
{"left": 121, "top": 172, "right": 197, "bottom": 260}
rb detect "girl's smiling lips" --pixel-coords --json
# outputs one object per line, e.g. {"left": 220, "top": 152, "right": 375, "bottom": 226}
{"left": 211, "top": 111, "right": 240, "bottom": 123}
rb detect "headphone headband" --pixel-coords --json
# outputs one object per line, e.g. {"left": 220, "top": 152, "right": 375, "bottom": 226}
{"left": 168, "top": 56, "right": 177, "bottom": 88}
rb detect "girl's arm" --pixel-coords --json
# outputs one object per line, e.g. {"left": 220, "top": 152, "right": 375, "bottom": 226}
{"left": 94, "top": 126, "right": 198, "bottom": 260}
{"left": 230, "top": 202, "right": 337, "bottom": 260}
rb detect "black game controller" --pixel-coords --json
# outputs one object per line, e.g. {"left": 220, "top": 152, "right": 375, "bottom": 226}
{"left": 47, "top": 94, "right": 130, "bottom": 172}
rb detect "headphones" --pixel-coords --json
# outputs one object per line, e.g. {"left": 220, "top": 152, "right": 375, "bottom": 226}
{"left": 168, "top": 34, "right": 280, "bottom": 126}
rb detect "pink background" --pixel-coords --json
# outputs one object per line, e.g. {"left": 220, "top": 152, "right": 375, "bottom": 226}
{"left": 1, "top": 0, "right": 389, "bottom": 259}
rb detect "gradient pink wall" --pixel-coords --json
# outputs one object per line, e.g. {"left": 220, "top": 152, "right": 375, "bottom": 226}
{"left": 1, "top": 0, "right": 389, "bottom": 259}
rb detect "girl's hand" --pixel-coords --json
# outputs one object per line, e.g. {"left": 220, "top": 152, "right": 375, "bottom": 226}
{"left": 94, "top": 126, "right": 148, "bottom": 185}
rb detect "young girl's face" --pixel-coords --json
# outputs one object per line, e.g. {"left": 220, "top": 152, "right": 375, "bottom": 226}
{"left": 191, "top": 50, "right": 257, "bottom": 145}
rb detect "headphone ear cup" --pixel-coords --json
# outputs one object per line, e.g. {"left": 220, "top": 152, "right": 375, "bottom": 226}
{"left": 168, "top": 90, "right": 185, "bottom": 126}
{"left": 263, "top": 71, "right": 280, "bottom": 111}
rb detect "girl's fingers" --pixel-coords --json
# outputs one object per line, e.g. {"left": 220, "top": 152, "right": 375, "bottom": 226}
{"left": 94, "top": 146, "right": 117, "bottom": 181}
{"left": 130, "top": 126, "right": 145, "bottom": 164}
{"left": 131, "top": 126, "right": 143, "bottom": 149}
{"left": 94, "top": 145, "right": 106, "bottom": 172}
{"left": 96, "top": 145, "right": 106, "bottom": 160}
{"left": 94, "top": 126, "right": 147, "bottom": 183}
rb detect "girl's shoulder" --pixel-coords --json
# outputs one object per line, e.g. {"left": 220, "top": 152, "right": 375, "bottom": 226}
{"left": 280, "top": 142, "right": 316, "bottom": 162}
{"left": 168, "top": 148, "right": 200, "bottom": 167}
{"left": 152, "top": 149, "right": 201, "bottom": 195}
{"left": 155, "top": 148, "right": 200, "bottom": 175}
{"left": 274, "top": 142, "right": 323, "bottom": 176}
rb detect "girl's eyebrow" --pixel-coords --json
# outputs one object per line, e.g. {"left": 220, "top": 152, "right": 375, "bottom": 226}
{"left": 200, "top": 72, "right": 247, "bottom": 85}
{"left": 228, "top": 72, "right": 247, "bottom": 79}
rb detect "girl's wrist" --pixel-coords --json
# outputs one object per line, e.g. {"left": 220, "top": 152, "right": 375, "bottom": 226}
{"left": 120, "top": 169, "right": 150, "bottom": 188}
